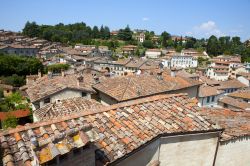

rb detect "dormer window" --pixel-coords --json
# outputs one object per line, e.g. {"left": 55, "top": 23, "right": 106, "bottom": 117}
{"left": 44, "top": 97, "right": 50, "bottom": 104}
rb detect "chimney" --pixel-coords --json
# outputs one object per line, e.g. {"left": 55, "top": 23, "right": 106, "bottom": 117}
{"left": 77, "top": 75, "right": 84, "bottom": 86}
{"left": 170, "top": 68, "right": 176, "bottom": 77}
{"left": 157, "top": 71, "right": 163, "bottom": 80}
{"left": 74, "top": 68, "right": 77, "bottom": 74}
{"left": 38, "top": 69, "right": 42, "bottom": 78}
{"left": 61, "top": 69, "right": 65, "bottom": 77}
{"left": 94, "top": 76, "right": 100, "bottom": 84}
{"left": 48, "top": 70, "right": 53, "bottom": 79}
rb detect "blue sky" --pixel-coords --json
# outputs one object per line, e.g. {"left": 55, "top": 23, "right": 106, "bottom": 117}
{"left": 1, "top": 0, "right": 250, "bottom": 40}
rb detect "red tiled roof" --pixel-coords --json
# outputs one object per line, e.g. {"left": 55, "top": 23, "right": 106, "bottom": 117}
{"left": 26, "top": 74, "right": 96, "bottom": 102}
{"left": 93, "top": 73, "right": 201, "bottom": 102}
{"left": 0, "top": 93, "right": 219, "bottom": 165}
{"left": 34, "top": 97, "right": 104, "bottom": 121}
{"left": 228, "top": 89, "right": 250, "bottom": 100}
{"left": 219, "top": 96, "right": 250, "bottom": 110}
{"left": 0, "top": 109, "right": 30, "bottom": 120}
{"left": 198, "top": 85, "right": 224, "bottom": 97}
{"left": 218, "top": 79, "right": 247, "bottom": 90}
{"left": 200, "top": 108, "right": 250, "bottom": 141}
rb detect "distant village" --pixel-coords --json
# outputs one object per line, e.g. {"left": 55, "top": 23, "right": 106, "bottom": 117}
{"left": 0, "top": 27, "right": 250, "bottom": 166}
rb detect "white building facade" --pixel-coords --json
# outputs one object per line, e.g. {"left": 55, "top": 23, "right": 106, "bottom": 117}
{"left": 170, "top": 54, "right": 198, "bottom": 68}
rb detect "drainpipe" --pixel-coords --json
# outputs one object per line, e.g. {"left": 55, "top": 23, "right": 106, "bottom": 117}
{"left": 212, "top": 131, "right": 222, "bottom": 166}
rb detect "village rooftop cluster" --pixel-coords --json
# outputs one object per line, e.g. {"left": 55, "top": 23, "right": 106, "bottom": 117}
{"left": 0, "top": 28, "right": 250, "bottom": 166}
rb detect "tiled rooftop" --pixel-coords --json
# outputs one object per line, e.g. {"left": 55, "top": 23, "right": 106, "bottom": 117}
{"left": 199, "top": 85, "right": 224, "bottom": 97}
{"left": 26, "top": 74, "right": 96, "bottom": 102}
{"left": 0, "top": 93, "right": 219, "bottom": 165}
{"left": 218, "top": 79, "right": 247, "bottom": 90}
{"left": 200, "top": 108, "right": 250, "bottom": 141}
{"left": 94, "top": 72, "right": 201, "bottom": 102}
{"left": 219, "top": 96, "right": 250, "bottom": 110}
{"left": 34, "top": 97, "right": 104, "bottom": 121}
{"left": 228, "top": 89, "right": 250, "bottom": 100}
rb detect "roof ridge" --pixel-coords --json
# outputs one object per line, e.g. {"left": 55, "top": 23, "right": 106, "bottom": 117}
{"left": 0, "top": 93, "right": 187, "bottom": 136}
{"left": 40, "top": 102, "right": 58, "bottom": 120}
{"left": 120, "top": 77, "right": 133, "bottom": 101}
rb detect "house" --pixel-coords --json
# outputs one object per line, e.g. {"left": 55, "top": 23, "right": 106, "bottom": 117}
{"left": 218, "top": 96, "right": 250, "bottom": 111}
{"left": 227, "top": 89, "right": 250, "bottom": 102}
{"left": 244, "top": 62, "right": 250, "bottom": 73}
{"left": 171, "top": 35, "right": 187, "bottom": 42}
{"left": 170, "top": 53, "right": 198, "bottom": 68}
{"left": 0, "top": 44, "right": 39, "bottom": 56}
{"left": 0, "top": 84, "right": 15, "bottom": 97}
{"left": 198, "top": 85, "right": 224, "bottom": 107}
{"left": 33, "top": 97, "right": 104, "bottom": 122}
{"left": 25, "top": 72, "right": 96, "bottom": 110}
{"left": 176, "top": 70, "right": 199, "bottom": 80}
{"left": 98, "top": 46, "right": 112, "bottom": 57}
{"left": 121, "top": 45, "right": 137, "bottom": 55}
{"left": 93, "top": 72, "right": 202, "bottom": 105}
{"left": 134, "top": 32, "right": 145, "bottom": 43}
{"left": 0, "top": 93, "right": 223, "bottom": 166}
{"left": 218, "top": 89, "right": 250, "bottom": 111}
{"left": 217, "top": 79, "right": 247, "bottom": 94}
{"left": 110, "top": 30, "right": 119, "bottom": 36}
{"left": 181, "top": 48, "right": 208, "bottom": 59}
{"left": 200, "top": 108, "right": 250, "bottom": 166}
{"left": 199, "top": 76, "right": 220, "bottom": 86}
{"left": 236, "top": 72, "right": 250, "bottom": 86}
{"left": 145, "top": 49, "right": 162, "bottom": 59}
{"left": 206, "top": 55, "right": 242, "bottom": 81}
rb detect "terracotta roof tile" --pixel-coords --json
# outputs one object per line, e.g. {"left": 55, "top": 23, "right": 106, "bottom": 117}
{"left": 199, "top": 85, "right": 224, "bottom": 97}
{"left": 0, "top": 110, "right": 30, "bottom": 120}
{"left": 33, "top": 97, "right": 104, "bottom": 121}
{"left": 219, "top": 96, "right": 250, "bottom": 110}
{"left": 94, "top": 73, "right": 201, "bottom": 102}
{"left": 228, "top": 89, "right": 250, "bottom": 100}
{"left": 0, "top": 93, "right": 219, "bottom": 165}
{"left": 26, "top": 74, "right": 96, "bottom": 102}
{"left": 218, "top": 79, "right": 247, "bottom": 90}
{"left": 200, "top": 108, "right": 250, "bottom": 141}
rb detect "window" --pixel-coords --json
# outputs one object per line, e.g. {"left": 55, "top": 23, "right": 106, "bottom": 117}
{"left": 211, "top": 96, "right": 215, "bottom": 102}
{"left": 44, "top": 97, "right": 50, "bottom": 104}
{"left": 82, "top": 92, "right": 87, "bottom": 97}
{"left": 224, "top": 103, "right": 228, "bottom": 108}
{"left": 207, "top": 96, "right": 210, "bottom": 103}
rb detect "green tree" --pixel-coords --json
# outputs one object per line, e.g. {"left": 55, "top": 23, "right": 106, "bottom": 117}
{"left": 117, "top": 25, "right": 133, "bottom": 41}
{"left": 142, "top": 40, "right": 154, "bottom": 48}
{"left": 22, "top": 21, "right": 40, "bottom": 37}
{"left": 47, "top": 63, "right": 70, "bottom": 73}
{"left": 0, "top": 53, "right": 43, "bottom": 76}
{"left": 185, "top": 37, "right": 196, "bottom": 48}
{"left": 0, "top": 88, "right": 3, "bottom": 98}
{"left": 2, "top": 114, "right": 18, "bottom": 129}
{"left": 135, "top": 49, "right": 140, "bottom": 56}
{"left": 1, "top": 74, "right": 25, "bottom": 87}
{"left": 92, "top": 26, "right": 100, "bottom": 38}
{"left": 161, "top": 31, "right": 171, "bottom": 48}
{"left": 207, "top": 35, "right": 219, "bottom": 56}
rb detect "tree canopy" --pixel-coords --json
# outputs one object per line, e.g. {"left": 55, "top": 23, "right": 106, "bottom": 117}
{"left": 0, "top": 53, "right": 43, "bottom": 76}
{"left": 117, "top": 25, "right": 133, "bottom": 41}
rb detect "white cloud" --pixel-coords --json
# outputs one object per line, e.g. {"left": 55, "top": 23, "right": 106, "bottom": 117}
{"left": 142, "top": 17, "right": 149, "bottom": 21}
{"left": 186, "top": 21, "right": 224, "bottom": 38}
